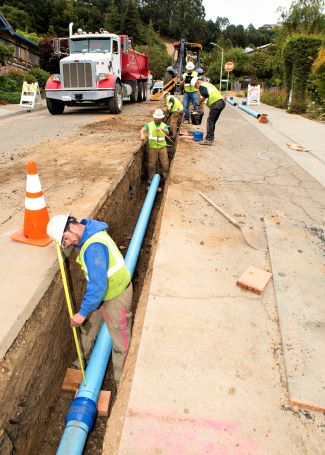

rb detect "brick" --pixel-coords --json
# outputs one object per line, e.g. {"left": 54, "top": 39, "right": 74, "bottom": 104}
{"left": 237, "top": 266, "right": 272, "bottom": 295}
{"left": 74, "top": 389, "right": 111, "bottom": 417}
{"left": 62, "top": 368, "right": 83, "bottom": 391}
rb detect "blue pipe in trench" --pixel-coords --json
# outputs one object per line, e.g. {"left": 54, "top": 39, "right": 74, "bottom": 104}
{"left": 56, "top": 174, "right": 161, "bottom": 455}
{"left": 238, "top": 103, "right": 261, "bottom": 118}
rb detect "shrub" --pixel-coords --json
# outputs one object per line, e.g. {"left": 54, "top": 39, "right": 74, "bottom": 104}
{"left": 0, "top": 70, "right": 25, "bottom": 91}
{"left": 0, "top": 43, "right": 14, "bottom": 66}
{"left": 261, "top": 89, "right": 287, "bottom": 109}
{"left": 0, "top": 90, "right": 21, "bottom": 104}
{"left": 27, "top": 68, "right": 49, "bottom": 88}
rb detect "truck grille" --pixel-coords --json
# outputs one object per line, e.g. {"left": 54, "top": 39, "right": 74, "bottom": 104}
{"left": 62, "top": 62, "right": 93, "bottom": 88}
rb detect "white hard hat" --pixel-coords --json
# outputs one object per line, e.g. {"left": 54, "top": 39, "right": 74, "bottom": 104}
{"left": 153, "top": 108, "right": 165, "bottom": 119}
{"left": 190, "top": 76, "right": 199, "bottom": 87}
{"left": 46, "top": 214, "right": 70, "bottom": 244}
{"left": 186, "top": 61, "right": 195, "bottom": 71}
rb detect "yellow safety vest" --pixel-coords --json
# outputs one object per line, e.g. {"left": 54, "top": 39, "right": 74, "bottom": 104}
{"left": 166, "top": 95, "right": 183, "bottom": 113}
{"left": 200, "top": 81, "right": 223, "bottom": 108}
{"left": 182, "top": 71, "right": 198, "bottom": 92}
{"left": 147, "top": 121, "right": 168, "bottom": 149}
{"left": 76, "top": 230, "right": 130, "bottom": 301}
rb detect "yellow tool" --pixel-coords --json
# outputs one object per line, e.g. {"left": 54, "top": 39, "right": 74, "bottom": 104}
{"left": 56, "top": 243, "right": 87, "bottom": 385}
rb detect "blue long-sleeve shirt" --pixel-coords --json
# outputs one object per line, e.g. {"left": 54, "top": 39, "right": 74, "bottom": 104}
{"left": 76, "top": 219, "right": 110, "bottom": 318}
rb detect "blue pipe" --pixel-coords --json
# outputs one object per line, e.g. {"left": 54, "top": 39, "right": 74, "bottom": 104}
{"left": 57, "top": 174, "right": 161, "bottom": 455}
{"left": 226, "top": 98, "right": 237, "bottom": 106}
{"left": 238, "top": 103, "right": 260, "bottom": 118}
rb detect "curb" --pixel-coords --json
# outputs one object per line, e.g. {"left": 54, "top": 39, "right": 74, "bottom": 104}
{"left": 0, "top": 105, "right": 47, "bottom": 120}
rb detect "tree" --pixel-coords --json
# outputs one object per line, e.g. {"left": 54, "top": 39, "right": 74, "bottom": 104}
{"left": 278, "top": 0, "right": 325, "bottom": 35}
{"left": 0, "top": 43, "right": 14, "bottom": 66}
{"left": 121, "top": 0, "right": 140, "bottom": 42}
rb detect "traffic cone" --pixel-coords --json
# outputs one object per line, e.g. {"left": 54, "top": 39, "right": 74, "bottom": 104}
{"left": 11, "top": 161, "right": 52, "bottom": 246}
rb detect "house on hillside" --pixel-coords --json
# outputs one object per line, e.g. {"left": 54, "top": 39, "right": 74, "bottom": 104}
{"left": 0, "top": 15, "right": 39, "bottom": 74}
{"left": 245, "top": 43, "right": 274, "bottom": 55}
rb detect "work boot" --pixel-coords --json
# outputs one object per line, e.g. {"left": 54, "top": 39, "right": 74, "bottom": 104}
{"left": 199, "top": 139, "right": 213, "bottom": 146}
{"left": 183, "top": 119, "right": 190, "bottom": 124}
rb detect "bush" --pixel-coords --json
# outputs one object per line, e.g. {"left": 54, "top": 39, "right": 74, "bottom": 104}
{"left": 27, "top": 68, "right": 50, "bottom": 88}
{"left": 0, "top": 90, "right": 21, "bottom": 104}
{"left": 261, "top": 89, "right": 287, "bottom": 109}
{"left": 0, "top": 70, "right": 25, "bottom": 91}
{"left": 0, "top": 43, "right": 14, "bottom": 66}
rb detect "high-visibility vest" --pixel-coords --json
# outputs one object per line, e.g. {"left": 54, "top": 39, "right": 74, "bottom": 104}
{"left": 76, "top": 230, "right": 130, "bottom": 301}
{"left": 182, "top": 71, "right": 198, "bottom": 92}
{"left": 147, "top": 121, "right": 168, "bottom": 149}
{"left": 200, "top": 81, "right": 223, "bottom": 108}
{"left": 166, "top": 95, "right": 183, "bottom": 113}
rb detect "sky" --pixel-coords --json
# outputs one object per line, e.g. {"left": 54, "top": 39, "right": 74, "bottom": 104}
{"left": 203, "top": 0, "right": 293, "bottom": 28}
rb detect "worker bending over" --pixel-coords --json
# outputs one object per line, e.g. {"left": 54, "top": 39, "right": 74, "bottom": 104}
{"left": 46, "top": 215, "right": 132, "bottom": 386}
{"left": 163, "top": 91, "right": 183, "bottom": 135}
{"left": 180, "top": 61, "right": 199, "bottom": 124}
{"left": 191, "top": 77, "right": 225, "bottom": 146}
{"left": 140, "top": 109, "right": 170, "bottom": 187}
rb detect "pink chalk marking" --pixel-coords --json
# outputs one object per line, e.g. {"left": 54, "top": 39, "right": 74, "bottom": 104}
{"left": 100, "top": 306, "right": 111, "bottom": 324}
{"left": 120, "top": 307, "right": 129, "bottom": 353}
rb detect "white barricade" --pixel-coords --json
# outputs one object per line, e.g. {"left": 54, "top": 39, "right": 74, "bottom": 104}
{"left": 247, "top": 84, "right": 260, "bottom": 106}
{"left": 20, "top": 82, "right": 42, "bottom": 110}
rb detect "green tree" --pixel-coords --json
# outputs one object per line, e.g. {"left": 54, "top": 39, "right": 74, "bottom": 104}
{"left": 121, "top": 0, "right": 140, "bottom": 42}
{"left": 0, "top": 5, "right": 31, "bottom": 31}
{"left": 278, "top": 0, "right": 325, "bottom": 35}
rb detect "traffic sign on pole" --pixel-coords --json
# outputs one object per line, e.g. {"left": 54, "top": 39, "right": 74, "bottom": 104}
{"left": 224, "top": 61, "right": 234, "bottom": 72}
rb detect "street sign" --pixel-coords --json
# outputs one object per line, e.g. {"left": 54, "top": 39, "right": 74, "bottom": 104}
{"left": 224, "top": 61, "right": 234, "bottom": 72}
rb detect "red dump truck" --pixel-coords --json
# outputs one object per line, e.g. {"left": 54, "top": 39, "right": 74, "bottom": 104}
{"left": 45, "top": 23, "right": 149, "bottom": 115}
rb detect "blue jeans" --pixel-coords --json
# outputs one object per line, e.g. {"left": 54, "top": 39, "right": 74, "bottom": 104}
{"left": 183, "top": 91, "right": 199, "bottom": 120}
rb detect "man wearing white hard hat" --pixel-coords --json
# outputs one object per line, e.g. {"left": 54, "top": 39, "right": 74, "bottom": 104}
{"left": 46, "top": 214, "right": 132, "bottom": 386}
{"left": 191, "top": 77, "right": 225, "bottom": 146}
{"left": 140, "top": 109, "right": 170, "bottom": 186}
{"left": 180, "top": 61, "right": 199, "bottom": 123}
{"left": 163, "top": 91, "right": 183, "bottom": 135}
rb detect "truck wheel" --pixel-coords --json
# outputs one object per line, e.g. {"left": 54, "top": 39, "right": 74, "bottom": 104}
{"left": 130, "top": 81, "right": 139, "bottom": 103}
{"left": 142, "top": 82, "right": 148, "bottom": 101}
{"left": 137, "top": 82, "right": 145, "bottom": 102}
{"left": 46, "top": 98, "right": 65, "bottom": 115}
{"left": 108, "top": 82, "right": 123, "bottom": 114}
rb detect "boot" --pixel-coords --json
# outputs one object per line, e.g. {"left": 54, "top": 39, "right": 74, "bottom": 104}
{"left": 199, "top": 139, "right": 213, "bottom": 146}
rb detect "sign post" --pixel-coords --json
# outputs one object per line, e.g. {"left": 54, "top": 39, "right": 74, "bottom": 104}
{"left": 224, "top": 61, "right": 234, "bottom": 92}
{"left": 20, "top": 81, "right": 42, "bottom": 111}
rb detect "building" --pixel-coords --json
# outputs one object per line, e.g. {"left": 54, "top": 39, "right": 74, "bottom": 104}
{"left": 0, "top": 15, "right": 39, "bottom": 74}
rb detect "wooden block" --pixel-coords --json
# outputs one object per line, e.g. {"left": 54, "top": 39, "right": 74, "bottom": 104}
{"left": 74, "top": 389, "right": 111, "bottom": 417}
{"left": 62, "top": 368, "right": 83, "bottom": 391}
{"left": 237, "top": 266, "right": 272, "bottom": 295}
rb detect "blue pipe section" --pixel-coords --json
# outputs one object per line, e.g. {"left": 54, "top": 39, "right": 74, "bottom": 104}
{"left": 226, "top": 98, "right": 237, "bottom": 106}
{"left": 57, "top": 173, "right": 161, "bottom": 455}
{"left": 238, "top": 103, "right": 260, "bottom": 118}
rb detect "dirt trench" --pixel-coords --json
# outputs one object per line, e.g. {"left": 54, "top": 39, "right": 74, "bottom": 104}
{"left": 0, "top": 122, "right": 178, "bottom": 455}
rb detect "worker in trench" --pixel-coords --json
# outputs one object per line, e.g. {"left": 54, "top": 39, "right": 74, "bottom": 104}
{"left": 46, "top": 215, "right": 132, "bottom": 387}
{"left": 191, "top": 76, "right": 225, "bottom": 146}
{"left": 163, "top": 91, "right": 184, "bottom": 136}
{"left": 180, "top": 61, "right": 199, "bottom": 124}
{"left": 140, "top": 108, "right": 171, "bottom": 189}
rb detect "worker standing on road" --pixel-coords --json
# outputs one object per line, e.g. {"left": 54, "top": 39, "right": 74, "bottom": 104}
{"left": 46, "top": 215, "right": 132, "bottom": 386}
{"left": 163, "top": 91, "right": 183, "bottom": 135}
{"left": 140, "top": 109, "right": 170, "bottom": 187}
{"left": 191, "top": 77, "right": 225, "bottom": 146}
{"left": 180, "top": 61, "right": 199, "bottom": 124}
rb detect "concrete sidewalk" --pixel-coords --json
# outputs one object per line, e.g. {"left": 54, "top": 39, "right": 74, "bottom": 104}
{"left": 0, "top": 102, "right": 46, "bottom": 119}
{"left": 105, "top": 105, "right": 325, "bottom": 454}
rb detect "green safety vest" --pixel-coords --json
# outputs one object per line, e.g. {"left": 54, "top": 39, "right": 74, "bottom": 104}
{"left": 76, "top": 230, "right": 130, "bottom": 302}
{"left": 200, "top": 81, "right": 223, "bottom": 108}
{"left": 147, "top": 121, "right": 168, "bottom": 149}
{"left": 182, "top": 71, "right": 198, "bottom": 92}
{"left": 166, "top": 95, "right": 183, "bottom": 113}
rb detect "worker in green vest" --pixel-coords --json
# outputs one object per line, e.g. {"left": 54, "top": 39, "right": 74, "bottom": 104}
{"left": 180, "top": 61, "right": 199, "bottom": 124}
{"left": 191, "top": 77, "right": 225, "bottom": 146}
{"left": 140, "top": 109, "right": 170, "bottom": 187}
{"left": 46, "top": 214, "right": 132, "bottom": 385}
{"left": 163, "top": 91, "right": 184, "bottom": 135}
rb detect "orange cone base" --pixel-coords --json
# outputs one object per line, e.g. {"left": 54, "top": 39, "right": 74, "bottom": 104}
{"left": 11, "top": 229, "right": 52, "bottom": 247}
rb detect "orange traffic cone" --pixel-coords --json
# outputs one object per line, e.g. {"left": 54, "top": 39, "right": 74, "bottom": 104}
{"left": 11, "top": 161, "right": 52, "bottom": 246}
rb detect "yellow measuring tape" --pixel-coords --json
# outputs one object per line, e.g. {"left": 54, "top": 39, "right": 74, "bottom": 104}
{"left": 56, "top": 243, "right": 87, "bottom": 385}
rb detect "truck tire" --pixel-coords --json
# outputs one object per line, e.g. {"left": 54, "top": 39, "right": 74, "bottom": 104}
{"left": 137, "top": 81, "right": 145, "bottom": 102}
{"left": 46, "top": 98, "right": 65, "bottom": 115}
{"left": 108, "top": 81, "right": 123, "bottom": 114}
{"left": 142, "top": 82, "right": 148, "bottom": 101}
{"left": 130, "top": 81, "right": 139, "bottom": 103}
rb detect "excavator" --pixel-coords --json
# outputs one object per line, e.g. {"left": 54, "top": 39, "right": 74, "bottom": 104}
{"left": 150, "top": 39, "right": 203, "bottom": 100}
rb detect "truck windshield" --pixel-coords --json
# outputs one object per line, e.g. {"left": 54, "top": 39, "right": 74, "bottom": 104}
{"left": 70, "top": 38, "right": 111, "bottom": 53}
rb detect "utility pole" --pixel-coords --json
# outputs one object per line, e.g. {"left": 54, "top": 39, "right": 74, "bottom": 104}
{"left": 210, "top": 42, "right": 224, "bottom": 91}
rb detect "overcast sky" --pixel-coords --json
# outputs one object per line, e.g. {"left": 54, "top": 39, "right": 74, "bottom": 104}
{"left": 203, "top": 0, "right": 293, "bottom": 28}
